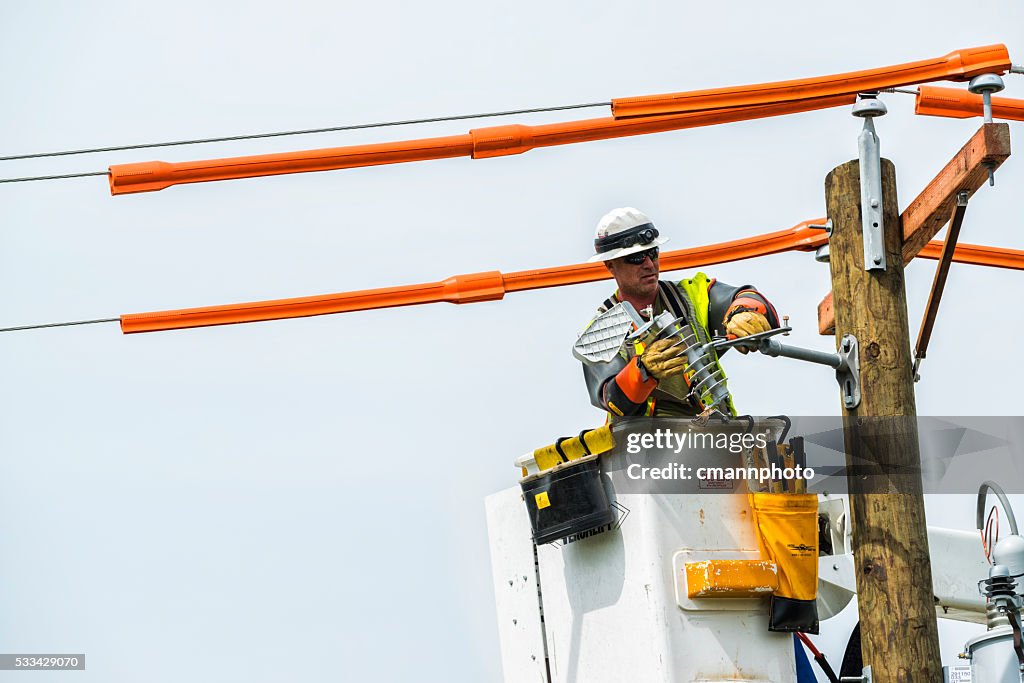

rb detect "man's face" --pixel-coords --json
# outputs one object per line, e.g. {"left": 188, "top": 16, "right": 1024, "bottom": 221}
{"left": 605, "top": 248, "right": 660, "bottom": 301}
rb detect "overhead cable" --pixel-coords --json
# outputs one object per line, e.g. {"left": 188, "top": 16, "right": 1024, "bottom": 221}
{"left": 103, "top": 44, "right": 1013, "bottom": 195}
{"left": 0, "top": 101, "right": 611, "bottom": 162}
{"left": 107, "top": 96, "right": 855, "bottom": 195}
{"left": 2, "top": 233, "right": 1020, "bottom": 336}
{"left": 0, "top": 317, "right": 118, "bottom": 333}
{"left": 0, "top": 171, "right": 109, "bottom": 184}
{"left": 610, "top": 44, "right": 1010, "bottom": 118}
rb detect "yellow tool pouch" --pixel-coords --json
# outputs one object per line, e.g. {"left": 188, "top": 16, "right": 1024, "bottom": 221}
{"left": 532, "top": 425, "right": 615, "bottom": 473}
{"left": 748, "top": 492, "right": 820, "bottom": 633}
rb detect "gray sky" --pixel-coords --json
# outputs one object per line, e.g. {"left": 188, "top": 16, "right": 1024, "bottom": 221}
{"left": 1, "top": 1, "right": 1022, "bottom": 681}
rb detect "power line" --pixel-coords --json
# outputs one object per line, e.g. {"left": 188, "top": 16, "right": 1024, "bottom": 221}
{"left": 0, "top": 170, "right": 109, "bottom": 184}
{"left": 0, "top": 101, "right": 611, "bottom": 162}
{"left": 0, "top": 90, "right": 930, "bottom": 185}
{"left": 0, "top": 317, "right": 118, "bottom": 333}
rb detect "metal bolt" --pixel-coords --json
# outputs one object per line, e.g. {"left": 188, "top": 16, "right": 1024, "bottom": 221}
{"left": 984, "top": 162, "right": 996, "bottom": 187}
{"left": 873, "top": 256, "right": 882, "bottom": 265}
{"left": 870, "top": 199, "right": 879, "bottom": 208}
{"left": 840, "top": 666, "right": 873, "bottom": 683}
{"left": 808, "top": 218, "right": 833, "bottom": 234}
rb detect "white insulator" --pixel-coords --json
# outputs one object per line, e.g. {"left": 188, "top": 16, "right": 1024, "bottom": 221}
{"left": 993, "top": 535, "right": 1024, "bottom": 587}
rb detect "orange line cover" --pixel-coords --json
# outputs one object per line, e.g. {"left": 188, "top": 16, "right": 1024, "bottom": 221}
{"left": 119, "top": 220, "right": 827, "bottom": 333}
{"left": 917, "top": 241, "right": 1024, "bottom": 270}
{"left": 120, "top": 224, "right": 1023, "bottom": 334}
{"left": 612, "top": 44, "right": 1011, "bottom": 118}
{"left": 108, "top": 97, "right": 853, "bottom": 195}
{"left": 107, "top": 45, "right": 1010, "bottom": 196}
{"left": 916, "top": 85, "right": 1024, "bottom": 121}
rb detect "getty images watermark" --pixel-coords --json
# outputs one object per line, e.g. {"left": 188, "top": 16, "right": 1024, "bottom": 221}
{"left": 623, "top": 428, "right": 815, "bottom": 484}
{"left": 602, "top": 416, "right": 1024, "bottom": 495}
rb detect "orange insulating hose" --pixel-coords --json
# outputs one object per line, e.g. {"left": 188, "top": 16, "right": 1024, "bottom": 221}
{"left": 915, "top": 85, "right": 1024, "bottom": 121}
{"left": 611, "top": 44, "right": 1010, "bottom": 118}
{"left": 108, "top": 134, "right": 475, "bottom": 195}
{"left": 108, "top": 96, "right": 853, "bottom": 195}
{"left": 119, "top": 219, "right": 828, "bottom": 333}
{"left": 119, "top": 224, "right": 1024, "bottom": 334}
{"left": 918, "top": 241, "right": 1024, "bottom": 270}
{"left": 107, "top": 44, "right": 1010, "bottom": 195}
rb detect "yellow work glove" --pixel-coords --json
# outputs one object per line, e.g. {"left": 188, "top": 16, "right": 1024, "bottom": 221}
{"left": 639, "top": 338, "right": 689, "bottom": 381}
{"left": 726, "top": 311, "right": 771, "bottom": 354}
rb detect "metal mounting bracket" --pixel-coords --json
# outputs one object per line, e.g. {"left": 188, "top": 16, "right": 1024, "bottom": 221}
{"left": 853, "top": 95, "right": 887, "bottom": 272}
{"left": 840, "top": 665, "right": 872, "bottom": 683}
{"left": 836, "top": 334, "right": 861, "bottom": 410}
{"left": 912, "top": 190, "right": 970, "bottom": 383}
{"left": 808, "top": 219, "right": 833, "bottom": 263}
{"left": 742, "top": 328, "right": 861, "bottom": 410}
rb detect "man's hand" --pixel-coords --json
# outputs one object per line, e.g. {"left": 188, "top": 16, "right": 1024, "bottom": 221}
{"left": 639, "top": 338, "right": 688, "bottom": 380}
{"left": 726, "top": 311, "right": 771, "bottom": 354}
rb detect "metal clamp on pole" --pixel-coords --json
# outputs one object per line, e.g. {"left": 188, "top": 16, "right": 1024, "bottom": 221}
{"left": 840, "top": 666, "right": 873, "bottom": 683}
{"left": 969, "top": 73, "right": 1006, "bottom": 186}
{"left": 808, "top": 218, "right": 833, "bottom": 263}
{"left": 853, "top": 94, "right": 887, "bottom": 272}
{"left": 712, "top": 328, "right": 862, "bottom": 409}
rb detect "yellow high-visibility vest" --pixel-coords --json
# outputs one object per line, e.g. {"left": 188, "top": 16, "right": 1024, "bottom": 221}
{"left": 611, "top": 272, "right": 737, "bottom": 417}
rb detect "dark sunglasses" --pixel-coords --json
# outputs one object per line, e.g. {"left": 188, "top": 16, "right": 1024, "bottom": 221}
{"left": 622, "top": 247, "right": 659, "bottom": 265}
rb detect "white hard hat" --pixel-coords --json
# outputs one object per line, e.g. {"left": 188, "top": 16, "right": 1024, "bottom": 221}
{"left": 588, "top": 207, "right": 669, "bottom": 263}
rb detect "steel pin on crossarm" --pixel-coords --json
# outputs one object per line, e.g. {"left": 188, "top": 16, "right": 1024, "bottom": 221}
{"left": 969, "top": 74, "right": 1006, "bottom": 185}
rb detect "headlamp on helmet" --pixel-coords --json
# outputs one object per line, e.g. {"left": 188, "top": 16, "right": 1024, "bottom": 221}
{"left": 588, "top": 207, "right": 669, "bottom": 263}
{"left": 594, "top": 223, "right": 660, "bottom": 255}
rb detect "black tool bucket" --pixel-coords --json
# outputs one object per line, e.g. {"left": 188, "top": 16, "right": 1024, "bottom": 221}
{"left": 520, "top": 454, "right": 616, "bottom": 545}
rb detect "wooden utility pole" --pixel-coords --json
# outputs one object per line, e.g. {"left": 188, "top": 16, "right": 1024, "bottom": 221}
{"left": 818, "top": 124, "right": 1011, "bottom": 336}
{"left": 826, "top": 157, "right": 942, "bottom": 682}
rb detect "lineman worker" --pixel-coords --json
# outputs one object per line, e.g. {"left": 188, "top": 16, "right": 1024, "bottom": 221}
{"left": 581, "top": 207, "right": 779, "bottom": 418}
